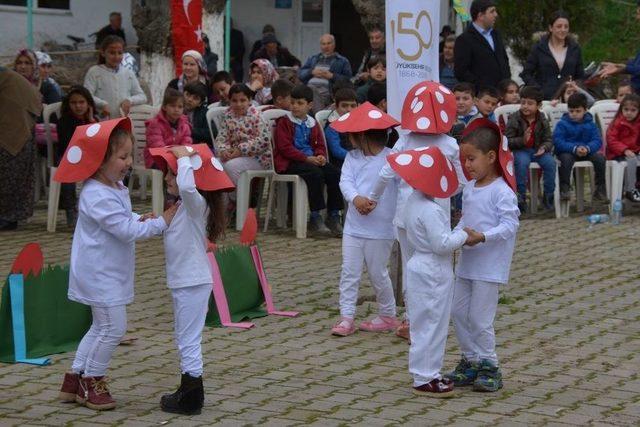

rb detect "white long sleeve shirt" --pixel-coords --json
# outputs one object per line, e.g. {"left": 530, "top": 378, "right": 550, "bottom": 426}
{"left": 454, "top": 178, "right": 520, "bottom": 284}
{"left": 339, "top": 148, "right": 397, "bottom": 240}
{"left": 163, "top": 157, "right": 213, "bottom": 289}
{"left": 369, "top": 132, "right": 466, "bottom": 228}
{"left": 404, "top": 191, "right": 468, "bottom": 274}
{"left": 68, "top": 179, "right": 167, "bottom": 307}
{"left": 84, "top": 65, "right": 147, "bottom": 117}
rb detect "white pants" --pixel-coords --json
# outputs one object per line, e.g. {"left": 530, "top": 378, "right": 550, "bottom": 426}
{"left": 406, "top": 257, "right": 455, "bottom": 386}
{"left": 339, "top": 235, "right": 396, "bottom": 319}
{"left": 171, "top": 284, "right": 211, "bottom": 377}
{"left": 223, "top": 157, "right": 264, "bottom": 202}
{"left": 451, "top": 277, "right": 499, "bottom": 364}
{"left": 72, "top": 305, "right": 127, "bottom": 377}
{"left": 396, "top": 226, "right": 414, "bottom": 320}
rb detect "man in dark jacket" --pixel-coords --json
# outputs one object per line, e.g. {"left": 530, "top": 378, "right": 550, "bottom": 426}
{"left": 454, "top": 0, "right": 510, "bottom": 88}
{"left": 253, "top": 34, "right": 301, "bottom": 68}
{"left": 95, "top": 12, "right": 126, "bottom": 48}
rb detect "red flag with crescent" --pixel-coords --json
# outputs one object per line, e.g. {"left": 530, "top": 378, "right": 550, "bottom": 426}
{"left": 171, "top": 0, "right": 204, "bottom": 75}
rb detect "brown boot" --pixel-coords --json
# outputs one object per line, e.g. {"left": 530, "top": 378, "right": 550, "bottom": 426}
{"left": 76, "top": 376, "right": 116, "bottom": 410}
{"left": 59, "top": 372, "right": 80, "bottom": 402}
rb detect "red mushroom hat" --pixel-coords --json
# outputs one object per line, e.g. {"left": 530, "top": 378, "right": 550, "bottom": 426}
{"left": 401, "top": 81, "right": 456, "bottom": 134}
{"left": 461, "top": 118, "right": 516, "bottom": 192}
{"left": 54, "top": 117, "right": 132, "bottom": 183}
{"left": 330, "top": 102, "right": 400, "bottom": 133}
{"left": 148, "top": 144, "right": 235, "bottom": 192}
{"left": 387, "top": 146, "right": 459, "bottom": 199}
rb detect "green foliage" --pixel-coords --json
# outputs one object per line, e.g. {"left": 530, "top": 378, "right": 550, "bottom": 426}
{"left": 497, "top": 0, "right": 638, "bottom": 65}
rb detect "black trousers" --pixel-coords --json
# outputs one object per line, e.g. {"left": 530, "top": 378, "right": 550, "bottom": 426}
{"left": 285, "top": 162, "right": 342, "bottom": 212}
{"left": 557, "top": 151, "right": 606, "bottom": 193}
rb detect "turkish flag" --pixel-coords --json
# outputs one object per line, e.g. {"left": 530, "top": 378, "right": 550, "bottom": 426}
{"left": 171, "top": 0, "right": 204, "bottom": 76}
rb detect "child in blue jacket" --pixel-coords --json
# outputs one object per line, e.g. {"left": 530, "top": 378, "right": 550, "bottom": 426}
{"left": 553, "top": 93, "right": 607, "bottom": 201}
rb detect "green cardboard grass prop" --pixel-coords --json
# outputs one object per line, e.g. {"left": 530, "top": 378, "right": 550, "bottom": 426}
{"left": 0, "top": 243, "right": 91, "bottom": 364}
{"left": 206, "top": 209, "right": 299, "bottom": 328}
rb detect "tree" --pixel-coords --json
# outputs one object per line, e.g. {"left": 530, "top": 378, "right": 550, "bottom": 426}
{"left": 497, "top": 1, "right": 599, "bottom": 65}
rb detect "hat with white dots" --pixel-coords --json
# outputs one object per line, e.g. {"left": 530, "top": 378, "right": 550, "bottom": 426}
{"left": 54, "top": 117, "right": 132, "bottom": 183}
{"left": 401, "top": 81, "right": 456, "bottom": 134}
{"left": 461, "top": 118, "right": 516, "bottom": 193}
{"left": 387, "top": 146, "right": 459, "bottom": 199}
{"left": 330, "top": 102, "right": 400, "bottom": 133}
{"left": 148, "top": 144, "right": 235, "bottom": 192}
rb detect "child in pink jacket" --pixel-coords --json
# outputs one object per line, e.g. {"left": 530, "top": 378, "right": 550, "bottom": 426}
{"left": 144, "top": 88, "right": 193, "bottom": 168}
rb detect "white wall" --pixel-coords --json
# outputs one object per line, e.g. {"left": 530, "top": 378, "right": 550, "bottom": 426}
{"left": 0, "top": 0, "right": 137, "bottom": 57}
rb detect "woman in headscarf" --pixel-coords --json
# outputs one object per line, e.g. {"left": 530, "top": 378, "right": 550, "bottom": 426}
{"left": 167, "top": 50, "right": 213, "bottom": 102}
{"left": 0, "top": 67, "right": 42, "bottom": 230}
{"left": 247, "top": 58, "right": 279, "bottom": 105}
{"left": 14, "top": 49, "right": 61, "bottom": 105}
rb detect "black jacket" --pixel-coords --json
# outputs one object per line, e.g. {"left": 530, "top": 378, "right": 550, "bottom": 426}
{"left": 253, "top": 46, "right": 301, "bottom": 68}
{"left": 190, "top": 104, "right": 215, "bottom": 147}
{"left": 454, "top": 24, "right": 510, "bottom": 88}
{"left": 520, "top": 35, "right": 585, "bottom": 100}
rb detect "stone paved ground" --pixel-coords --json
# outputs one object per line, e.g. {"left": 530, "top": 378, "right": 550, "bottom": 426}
{"left": 0, "top": 200, "right": 639, "bottom": 426}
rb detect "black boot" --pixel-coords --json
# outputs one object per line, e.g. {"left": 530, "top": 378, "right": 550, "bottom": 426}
{"left": 542, "top": 193, "right": 555, "bottom": 211}
{"left": 160, "top": 373, "right": 204, "bottom": 415}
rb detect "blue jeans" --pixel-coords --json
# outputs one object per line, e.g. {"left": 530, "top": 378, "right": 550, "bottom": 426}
{"left": 513, "top": 148, "right": 556, "bottom": 196}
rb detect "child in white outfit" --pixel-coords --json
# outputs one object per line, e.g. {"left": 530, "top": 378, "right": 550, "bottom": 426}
{"left": 368, "top": 81, "right": 467, "bottom": 339}
{"left": 149, "top": 143, "right": 234, "bottom": 415}
{"left": 329, "top": 103, "right": 400, "bottom": 336}
{"left": 445, "top": 118, "right": 519, "bottom": 392}
{"left": 56, "top": 118, "right": 175, "bottom": 410}
{"left": 388, "top": 146, "right": 482, "bottom": 397}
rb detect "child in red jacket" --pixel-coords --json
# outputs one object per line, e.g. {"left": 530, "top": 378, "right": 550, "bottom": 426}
{"left": 606, "top": 93, "right": 640, "bottom": 202}
{"left": 274, "top": 84, "right": 342, "bottom": 236}
{"left": 144, "top": 88, "right": 193, "bottom": 168}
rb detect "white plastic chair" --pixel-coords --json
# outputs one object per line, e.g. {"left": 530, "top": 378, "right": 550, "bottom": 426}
{"left": 494, "top": 104, "right": 520, "bottom": 129}
{"left": 127, "top": 105, "right": 164, "bottom": 216}
{"left": 542, "top": 103, "right": 567, "bottom": 131}
{"left": 262, "top": 110, "right": 310, "bottom": 238}
{"left": 207, "top": 101, "right": 221, "bottom": 109}
{"left": 593, "top": 99, "right": 617, "bottom": 107}
{"left": 36, "top": 103, "right": 61, "bottom": 203}
{"left": 206, "top": 106, "right": 228, "bottom": 143}
{"left": 44, "top": 102, "right": 62, "bottom": 232}
{"left": 315, "top": 109, "right": 332, "bottom": 130}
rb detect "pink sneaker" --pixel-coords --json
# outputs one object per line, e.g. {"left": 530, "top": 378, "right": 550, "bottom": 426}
{"left": 359, "top": 315, "right": 400, "bottom": 332}
{"left": 331, "top": 317, "right": 356, "bottom": 336}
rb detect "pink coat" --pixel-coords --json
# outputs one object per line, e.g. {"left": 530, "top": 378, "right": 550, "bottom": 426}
{"left": 144, "top": 111, "right": 193, "bottom": 168}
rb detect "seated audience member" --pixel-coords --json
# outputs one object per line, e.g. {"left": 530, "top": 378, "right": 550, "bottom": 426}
{"left": 325, "top": 88, "right": 358, "bottom": 168}
{"left": 505, "top": 86, "right": 555, "bottom": 213}
{"left": 214, "top": 84, "right": 272, "bottom": 209}
{"left": 248, "top": 59, "right": 279, "bottom": 105}
{"left": 449, "top": 82, "right": 477, "bottom": 142}
{"left": 606, "top": 93, "right": 640, "bottom": 202}
{"left": 253, "top": 33, "right": 301, "bottom": 68}
{"left": 144, "top": 88, "right": 192, "bottom": 168}
{"left": 472, "top": 86, "right": 500, "bottom": 122}
{"left": 497, "top": 79, "right": 520, "bottom": 105}
{"left": 184, "top": 81, "right": 214, "bottom": 145}
{"left": 439, "top": 35, "right": 458, "bottom": 90}
{"left": 356, "top": 57, "right": 386, "bottom": 103}
{"left": 212, "top": 71, "right": 235, "bottom": 106}
{"left": 270, "top": 79, "right": 295, "bottom": 111}
{"left": 274, "top": 85, "right": 343, "bottom": 236}
{"left": 553, "top": 92, "right": 607, "bottom": 201}
{"left": 551, "top": 80, "right": 595, "bottom": 107}
{"left": 616, "top": 81, "right": 634, "bottom": 103}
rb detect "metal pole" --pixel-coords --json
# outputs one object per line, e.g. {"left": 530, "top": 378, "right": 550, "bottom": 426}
{"left": 27, "top": 0, "right": 34, "bottom": 49}
{"left": 224, "top": 0, "right": 231, "bottom": 71}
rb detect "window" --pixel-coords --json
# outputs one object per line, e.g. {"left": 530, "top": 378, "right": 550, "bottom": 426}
{"left": 0, "top": 0, "right": 70, "bottom": 9}
{"left": 302, "top": 0, "right": 323, "bottom": 23}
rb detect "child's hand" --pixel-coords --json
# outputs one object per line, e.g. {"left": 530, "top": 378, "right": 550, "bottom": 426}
{"left": 120, "top": 99, "right": 131, "bottom": 116}
{"left": 305, "top": 156, "right": 322, "bottom": 166}
{"left": 353, "top": 196, "right": 376, "bottom": 215}
{"left": 316, "top": 155, "right": 327, "bottom": 166}
{"left": 170, "top": 145, "right": 196, "bottom": 158}
{"left": 576, "top": 146, "right": 588, "bottom": 157}
{"left": 535, "top": 147, "right": 546, "bottom": 157}
{"left": 86, "top": 106, "right": 96, "bottom": 123}
{"left": 138, "top": 212, "right": 157, "bottom": 222}
{"left": 625, "top": 149, "right": 636, "bottom": 158}
{"left": 463, "top": 227, "right": 485, "bottom": 246}
{"left": 101, "top": 105, "right": 111, "bottom": 119}
{"left": 162, "top": 203, "right": 179, "bottom": 225}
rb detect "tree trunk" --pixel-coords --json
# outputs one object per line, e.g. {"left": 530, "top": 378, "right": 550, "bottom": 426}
{"left": 350, "top": 0, "right": 385, "bottom": 30}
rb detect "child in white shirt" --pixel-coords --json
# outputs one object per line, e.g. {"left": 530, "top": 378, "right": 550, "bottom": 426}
{"left": 446, "top": 118, "right": 519, "bottom": 392}
{"left": 149, "top": 143, "right": 234, "bottom": 415}
{"left": 368, "top": 81, "right": 467, "bottom": 340}
{"left": 329, "top": 103, "right": 400, "bottom": 336}
{"left": 388, "top": 146, "right": 482, "bottom": 397}
{"left": 55, "top": 118, "right": 175, "bottom": 410}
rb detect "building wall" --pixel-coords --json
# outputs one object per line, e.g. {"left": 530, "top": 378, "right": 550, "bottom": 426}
{"left": 0, "top": 0, "right": 137, "bottom": 57}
